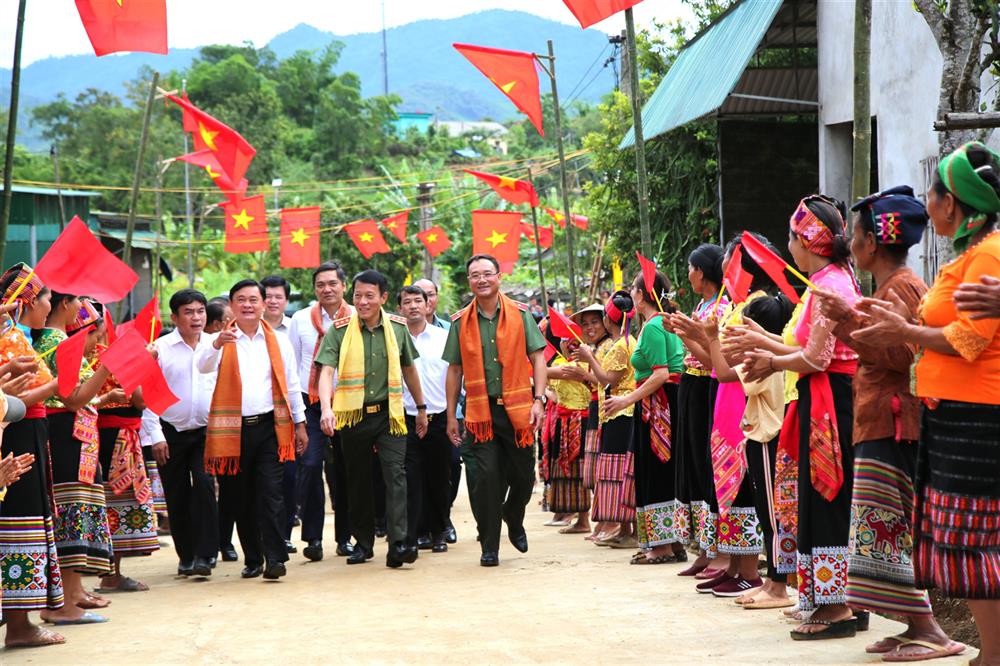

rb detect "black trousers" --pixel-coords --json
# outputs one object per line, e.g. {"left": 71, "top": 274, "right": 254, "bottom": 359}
{"left": 234, "top": 414, "right": 288, "bottom": 567}
{"left": 159, "top": 423, "right": 219, "bottom": 562}
{"left": 405, "top": 413, "right": 453, "bottom": 545}
{"left": 324, "top": 433, "right": 353, "bottom": 546}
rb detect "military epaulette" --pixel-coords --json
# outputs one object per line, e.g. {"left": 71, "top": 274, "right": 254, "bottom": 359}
{"left": 387, "top": 313, "right": 407, "bottom": 325}
{"left": 450, "top": 307, "right": 468, "bottom": 322}
{"left": 333, "top": 316, "right": 352, "bottom": 329}
{"left": 513, "top": 300, "right": 530, "bottom": 312}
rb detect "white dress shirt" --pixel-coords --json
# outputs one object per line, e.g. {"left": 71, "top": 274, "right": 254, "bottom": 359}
{"left": 270, "top": 315, "right": 292, "bottom": 336}
{"left": 195, "top": 322, "right": 306, "bottom": 423}
{"left": 402, "top": 322, "right": 450, "bottom": 416}
{"left": 288, "top": 302, "right": 354, "bottom": 390}
{"left": 140, "top": 329, "right": 217, "bottom": 446}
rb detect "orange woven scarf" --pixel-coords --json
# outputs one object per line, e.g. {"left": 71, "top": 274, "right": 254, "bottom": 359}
{"left": 205, "top": 321, "right": 295, "bottom": 475}
{"left": 459, "top": 294, "right": 534, "bottom": 447}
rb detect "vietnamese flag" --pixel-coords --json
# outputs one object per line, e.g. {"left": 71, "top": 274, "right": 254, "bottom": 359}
{"left": 454, "top": 43, "right": 544, "bottom": 136}
{"left": 465, "top": 170, "right": 540, "bottom": 207}
{"left": 548, "top": 308, "right": 583, "bottom": 342}
{"left": 416, "top": 226, "right": 452, "bottom": 258}
{"left": 35, "top": 216, "right": 139, "bottom": 304}
{"left": 134, "top": 296, "right": 163, "bottom": 343}
{"left": 344, "top": 220, "right": 391, "bottom": 260}
{"left": 167, "top": 95, "right": 256, "bottom": 186}
{"left": 471, "top": 210, "right": 521, "bottom": 264}
{"left": 561, "top": 0, "right": 645, "bottom": 28}
{"left": 75, "top": 0, "right": 167, "bottom": 57}
{"left": 722, "top": 245, "right": 754, "bottom": 304}
{"left": 543, "top": 207, "right": 589, "bottom": 230}
{"left": 224, "top": 195, "right": 269, "bottom": 254}
{"left": 280, "top": 207, "right": 321, "bottom": 269}
{"left": 740, "top": 232, "right": 802, "bottom": 304}
{"left": 380, "top": 211, "right": 409, "bottom": 244}
{"left": 521, "top": 221, "right": 553, "bottom": 249}
{"left": 55, "top": 325, "right": 95, "bottom": 399}
{"left": 175, "top": 150, "right": 248, "bottom": 202}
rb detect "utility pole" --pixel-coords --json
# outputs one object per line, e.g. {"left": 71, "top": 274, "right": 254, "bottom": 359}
{"left": 381, "top": 0, "right": 390, "bottom": 96}
{"left": 526, "top": 166, "right": 548, "bottom": 309}
{"left": 182, "top": 79, "right": 194, "bottom": 287}
{"left": 624, "top": 8, "right": 652, "bottom": 258}
{"left": 416, "top": 182, "right": 435, "bottom": 281}
{"left": 51, "top": 145, "right": 67, "bottom": 229}
{"left": 851, "top": 0, "right": 872, "bottom": 295}
{"left": 0, "top": 0, "right": 28, "bottom": 266}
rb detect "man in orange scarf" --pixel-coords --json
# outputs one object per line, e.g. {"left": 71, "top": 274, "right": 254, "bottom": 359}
{"left": 196, "top": 280, "right": 308, "bottom": 581}
{"left": 443, "top": 255, "right": 548, "bottom": 567}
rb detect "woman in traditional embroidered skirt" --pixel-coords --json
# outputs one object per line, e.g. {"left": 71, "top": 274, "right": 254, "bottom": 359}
{"left": 855, "top": 142, "right": 1000, "bottom": 663}
{"left": 575, "top": 291, "right": 637, "bottom": 547}
{"left": 0, "top": 265, "right": 68, "bottom": 647}
{"left": 670, "top": 244, "right": 724, "bottom": 575}
{"left": 604, "top": 268, "right": 686, "bottom": 565}
{"left": 744, "top": 195, "right": 862, "bottom": 640}
{"left": 34, "top": 295, "right": 115, "bottom": 624}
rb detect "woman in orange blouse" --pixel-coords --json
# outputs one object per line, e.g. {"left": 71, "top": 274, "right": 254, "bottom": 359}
{"left": 854, "top": 142, "right": 1000, "bottom": 664}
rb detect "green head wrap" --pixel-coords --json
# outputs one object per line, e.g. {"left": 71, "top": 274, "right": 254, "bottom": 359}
{"left": 938, "top": 141, "right": 1000, "bottom": 251}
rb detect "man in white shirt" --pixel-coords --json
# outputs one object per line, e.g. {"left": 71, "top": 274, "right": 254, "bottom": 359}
{"left": 260, "top": 275, "right": 292, "bottom": 335}
{"left": 195, "top": 279, "right": 308, "bottom": 581}
{"left": 414, "top": 278, "right": 450, "bottom": 330}
{"left": 287, "top": 262, "right": 355, "bottom": 561}
{"left": 141, "top": 289, "right": 219, "bottom": 577}
{"left": 399, "top": 285, "right": 454, "bottom": 553}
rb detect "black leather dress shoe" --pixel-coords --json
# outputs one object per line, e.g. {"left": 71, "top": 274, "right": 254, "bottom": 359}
{"left": 221, "top": 546, "right": 239, "bottom": 562}
{"left": 303, "top": 540, "right": 323, "bottom": 562}
{"left": 208, "top": 556, "right": 217, "bottom": 569}
{"left": 336, "top": 542, "right": 356, "bottom": 557}
{"left": 346, "top": 546, "right": 374, "bottom": 565}
{"left": 445, "top": 526, "right": 457, "bottom": 544}
{"left": 374, "top": 525, "right": 387, "bottom": 539}
{"left": 177, "top": 560, "right": 194, "bottom": 576}
{"left": 190, "top": 556, "right": 212, "bottom": 577}
{"left": 263, "top": 561, "right": 287, "bottom": 580}
{"left": 284, "top": 539, "right": 297, "bottom": 554}
{"left": 241, "top": 564, "right": 263, "bottom": 579}
{"left": 480, "top": 552, "right": 499, "bottom": 567}
{"left": 508, "top": 526, "right": 529, "bottom": 554}
{"left": 432, "top": 541, "right": 448, "bottom": 553}
{"left": 386, "top": 542, "right": 417, "bottom": 568}
{"left": 416, "top": 535, "right": 433, "bottom": 550}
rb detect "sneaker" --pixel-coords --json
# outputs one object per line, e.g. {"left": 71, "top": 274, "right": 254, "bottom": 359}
{"left": 712, "top": 576, "right": 763, "bottom": 598}
{"left": 695, "top": 572, "right": 734, "bottom": 593}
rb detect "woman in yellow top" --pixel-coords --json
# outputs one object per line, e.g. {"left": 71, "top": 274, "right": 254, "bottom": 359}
{"left": 855, "top": 141, "right": 1000, "bottom": 663}
{"left": 575, "top": 290, "right": 637, "bottom": 546}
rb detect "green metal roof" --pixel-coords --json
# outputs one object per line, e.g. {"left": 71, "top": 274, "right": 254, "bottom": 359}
{"left": 2, "top": 185, "right": 101, "bottom": 197}
{"left": 619, "top": 0, "right": 784, "bottom": 149}
{"left": 96, "top": 226, "right": 161, "bottom": 250}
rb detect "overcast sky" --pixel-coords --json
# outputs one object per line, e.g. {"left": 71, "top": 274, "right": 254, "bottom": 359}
{"left": 0, "top": 0, "right": 691, "bottom": 66}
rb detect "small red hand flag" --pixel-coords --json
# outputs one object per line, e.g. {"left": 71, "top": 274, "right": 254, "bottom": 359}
{"left": 103, "top": 307, "right": 116, "bottom": 345}
{"left": 547, "top": 308, "right": 584, "bottom": 343}
{"left": 416, "top": 226, "right": 452, "bottom": 258}
{"left": 722, "top": 245, "right": 754, "bottom": 304}
{"left": 344, "top": 220, "right": 391, "bottom": 259}
{"left": 99, "top": 329, "right": 158, "bottom": 395}
{"left": 561, "top": 0, "right": 645, "bottom": 29}
{"left": 635, "top": 251, "right": 665, "bottom": 311}
{"left": 35, "top": 216, "right": 139, "bottom": 304}
{"left": 139, "top": 362, "right": 180, "bottom": 415}
{"left": 167, "top": 95, "right": 256, "bottom": 186}
{"left": 55, "top": 324, "right": 94, "bottom": 399}
{"left": 453, "top": 44, "right": 544, "bottom": 136}
{"left": 471, "top": 210, "right": 521, "bottom": 264}
{"left": 280, "top": 207, "right": 321, "bottom": 269}
{"left": 134, "top": 297, "right": 162, "bottom": 343}
{"left": 521, "top": 221, "right": 553, "bottom": 249}
{"left": 739, "top": 232, "right": 802, "bottom": 304}
{"left": 543, "top": 207, "right": 588, "bottom": 230}
{"left": 75, "top": 0, "right": 168, "bottom": 56}
{"left": 224, "top": 195, "right": 269, "bottom": 254}
{"left": 464, "top": 170, "right": 540, "bottom": 207}
{"left": 379, "top": 211, "right": 410, "bottom": 244}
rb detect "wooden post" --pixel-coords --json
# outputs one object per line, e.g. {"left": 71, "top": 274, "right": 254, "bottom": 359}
{"left": 0, "top": 0, "right": 28, "bottom": 266}
{"left": 416, "top": 182, "right": 435, "bottom": 280}
{"left": 118, "top": 71, "right": 159, "bottom": 320}
{"left": 851, "top": 0, "right": 872, "bottom": 295}
{"left": 526, "top": 166, "right": 548, "bottom": 309}
{"left": 624, "top": 8, "right": 652, "bottom": 258}
{"left": 51, "top": 145, "right": 67, "bottom": 230}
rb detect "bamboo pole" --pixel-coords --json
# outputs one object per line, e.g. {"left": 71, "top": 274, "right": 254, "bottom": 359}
{"left": 624, "top": 9, "right": 652, "bottom": 258}
{"left": 526, "top": 165, "right": 548, "bottom": 309}
{"left": 851, "top": 0, "right": 872, "bottom": 296}
{"left": 0, "top": 0, "right": 28, "bottom": 266}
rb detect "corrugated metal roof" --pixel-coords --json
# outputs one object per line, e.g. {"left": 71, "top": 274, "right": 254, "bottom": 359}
{"left": 2, "top": 185, "right": 100, "bottom": 197}
{"left": 620, "top": 0, "right": 785, "bottom": 148}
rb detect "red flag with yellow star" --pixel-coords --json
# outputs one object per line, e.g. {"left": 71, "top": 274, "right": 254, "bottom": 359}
{"left": 520, "top": 221, "right": 553, "bottom": 249}
{"left": 280, "top": 207, "right": 321, "bottom": 268}
{"left": 175, "top": 150, "right": 248, "bottom": 202}
{"left": 472, "top": 210, "right": 521, "bottom": 264}
{"left": 167, "top": 94, "right": 256, "bottom": 187}
{"left": 453, "top": 44, "right": 544, "bottom": 136}
{"left": 344, "top": 219, "right": 391, "bottom": 260}
{"left": 464, "top": 169, "right": 540, "bottom": 207}
{"left": 416, "top": 226, "right": 452, "bottom": 258}
{"left": 543, "top": 207, "right": 589, "bottom": 230}
{"left": 75, "top": 0, "right": 167, "bottom": 56}
{"left": 380, "top": 211, "right": 409, "bottom": 244}
{"left": 224, "top": 195, "right": 269, "bottom": 254}
{"left": 561, "top": 0, "right": 645, "bottom": 29}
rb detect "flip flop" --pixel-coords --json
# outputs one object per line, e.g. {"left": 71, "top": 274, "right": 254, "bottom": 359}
{"left": 790, "top": 618, "right": 857, "bottom": 641}
{"left": 742, "top": 597, "right": 796, "bottom": 610}
{"left": 48, "top": 611, "right": 109, "bottom": 626}
{"left": 76, "top": 595, "right": 111, "bottom": 610}
{"left": 630, "top": 554, "right": 677, "bottom": 565}
{"left": 559, "top": 525, "right": 591, "bottom": 534}
{"left": 881, "top": 640, "right": 966, "bottom": 662}
{"left": 4, "top": 627, "right": 66, "bottom": 649}
{"left": 543, "top": 519, "right": 571, "bottom": 527}
{"left": 96, "top": 576, "right": 148, "bottom": 593}
{"left": 867, "top": 635, "right": 908, "bottom": 654}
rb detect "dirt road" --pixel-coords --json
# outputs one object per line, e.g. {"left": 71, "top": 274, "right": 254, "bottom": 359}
{"left": 8, "top": 486, "right": 976, "bottom": 665}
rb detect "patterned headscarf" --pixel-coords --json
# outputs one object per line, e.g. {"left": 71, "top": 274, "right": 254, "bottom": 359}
{"left": 0, "top": 263, "right": 43, "bottom": 307}
{"left": 937, "top": 141, "right": 1000, "bottom": 252}
{"left": 67, "top": 299, "right": 100, "bottom": 334}
{"left": 790, "top": 198, "right": 836, "bottom": 257}
{"left": 850, "top": 185, "right": 928, "bottom": 248}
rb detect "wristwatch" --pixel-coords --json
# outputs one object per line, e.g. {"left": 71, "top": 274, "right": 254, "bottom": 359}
{"left": 416, "top": 404, "right": 427, "bottom": 411}
{"left": 533, "top": 395, "right": 545, "bottom": 403}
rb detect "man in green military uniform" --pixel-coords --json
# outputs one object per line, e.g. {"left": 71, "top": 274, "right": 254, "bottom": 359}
{"left": 444, "top": 254, "right": 548, "bottom": 567}
{"left": 316, "top": 270, "right": 428, "bottom": 568}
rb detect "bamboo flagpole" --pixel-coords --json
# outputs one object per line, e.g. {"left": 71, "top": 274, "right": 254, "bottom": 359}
{"left": 526, "top": 165, "right": 549, "bottom": 310}
{"left": 624, "top": 8, "right": 652, "bottom": 258}
{"left": 0, "top": 0, "right": 28, "bottom": 266}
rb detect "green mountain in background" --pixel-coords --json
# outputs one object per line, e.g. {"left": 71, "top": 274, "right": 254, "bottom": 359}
{"left": 2, "top": 10, "right": 618, "bottom": 150}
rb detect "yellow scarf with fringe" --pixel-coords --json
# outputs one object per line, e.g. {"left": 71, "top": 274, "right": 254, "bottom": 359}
{"left": 333, "top": 309, "right": 406, "bottom": 435}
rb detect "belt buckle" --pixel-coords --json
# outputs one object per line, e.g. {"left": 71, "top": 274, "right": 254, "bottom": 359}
{"left": 365, "top": 404, "right": 380, "bottom": 414}
{"left": 244, "top": 415, "right": 260, "bottom": 426}
{"left": 495, "top": 397, "right": 504, "bottom": 406}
